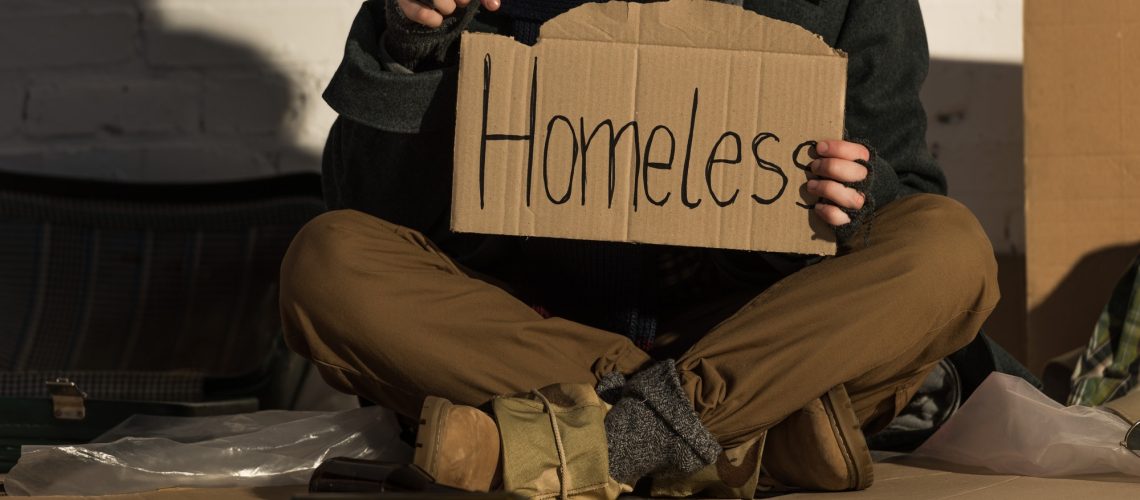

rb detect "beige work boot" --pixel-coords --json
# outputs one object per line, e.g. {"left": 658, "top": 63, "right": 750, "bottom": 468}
{"left": 412, "top": 384, "right": 628, "bottom": 499}
{"left": 651, "top": 385, "right": 871, "bottom": 498}
{"left": 760, "top": 384, "right": 874, "bottom": 491}
{"left": 494, "top": 384, "right": 628, "bottom": 499}
{"left": 413, "top": 396, "right": 502, "bottom": 492}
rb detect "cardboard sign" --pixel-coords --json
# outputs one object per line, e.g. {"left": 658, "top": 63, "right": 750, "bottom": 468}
{"left": 451, "top": 0, "right": 847, "bottom": 255}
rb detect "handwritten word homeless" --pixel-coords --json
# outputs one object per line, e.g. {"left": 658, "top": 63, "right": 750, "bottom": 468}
{"left": 476, "top": 55, "right": 815, "bottom": 213}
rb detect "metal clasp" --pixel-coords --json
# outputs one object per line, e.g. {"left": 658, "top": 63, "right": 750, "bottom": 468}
{"left": 46, "top": 378, "right": 87, "bottom": 421}
{"left": 1124, "top": 421, "right": 1140, "bottom": 456}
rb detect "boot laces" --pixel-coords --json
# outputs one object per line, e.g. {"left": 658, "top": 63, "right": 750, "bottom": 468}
{"left": 532, "top": 389, "right": 570, "bottom": 500}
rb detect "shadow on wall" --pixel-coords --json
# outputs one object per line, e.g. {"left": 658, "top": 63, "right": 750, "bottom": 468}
{"left": 1028, "top": 242, "right": 1140, "bottom": 374}
{"left": 1, "top": 0, "right": 321, "bottom": 182}
{"left": 922, "top": 59, "right": 1025, "bottom": 360}
{"left": 0, "top": 0, "right": 360, "bottom": 412}
{"left": 922, "top": 59, "right": 1024, "bottom": 254}
{"left": 926, "top": 59, "right": 1140, "bottom": 375}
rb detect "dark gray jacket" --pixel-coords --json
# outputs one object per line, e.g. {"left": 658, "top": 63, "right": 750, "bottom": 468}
{"left": 321, "top": 0, "right": 944, "bottom": 265}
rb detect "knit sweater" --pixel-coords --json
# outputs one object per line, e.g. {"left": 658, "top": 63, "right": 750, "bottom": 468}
{"left": 321, "top": 0, "right": 946, "bottom": 344}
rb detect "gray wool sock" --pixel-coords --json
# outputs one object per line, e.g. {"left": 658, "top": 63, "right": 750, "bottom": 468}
{"left": 604, "top": 360, "right": 722, "bottom": 484}
{"left": 595, "top": 371, "right": 626, "bottom": 405}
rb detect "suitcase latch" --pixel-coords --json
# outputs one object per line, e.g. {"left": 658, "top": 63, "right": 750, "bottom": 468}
{"left": 46, "top": 378, "right": 87, "bottom": 421}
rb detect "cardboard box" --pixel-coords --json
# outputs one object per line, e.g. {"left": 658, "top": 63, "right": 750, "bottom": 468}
{"left": 451, "top": 0, "right": 846, "bottom": 255}
{"left": 1024, "top": 0, "right": 1140, "bottom": 373}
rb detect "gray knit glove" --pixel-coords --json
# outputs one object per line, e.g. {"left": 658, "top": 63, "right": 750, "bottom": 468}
{"left": 831, "top": 139, "right": 892, "bottom": 247}
{"left": 381, "top": 0, "right": 743, "bottom": 70}
{"left": 382, "top": 0, "right": 480, "bottom": 71}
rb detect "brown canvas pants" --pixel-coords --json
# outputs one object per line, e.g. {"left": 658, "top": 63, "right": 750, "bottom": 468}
{"left": 280, "top": 194, "right": 998, "bottom": 448}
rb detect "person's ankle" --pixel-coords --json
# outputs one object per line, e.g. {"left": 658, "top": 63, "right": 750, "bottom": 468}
{"left": 604, "top": 360, "right": 721, "bottom": 484}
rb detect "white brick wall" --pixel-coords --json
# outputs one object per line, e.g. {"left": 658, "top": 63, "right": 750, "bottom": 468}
{"left": 142, "top": 0, "right": 359, "bottom": 67}
{"left": 0, "top": 9, "right": 138, "bottom": 69}
{"left": 27, "top": 79, "right": 200, "bottom": 136}
{"left": 0, "top": 0, "right": 359, "bottom": 181}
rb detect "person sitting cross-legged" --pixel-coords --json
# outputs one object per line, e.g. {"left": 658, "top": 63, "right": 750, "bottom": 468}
{"left": 281, "top": 0, "right": 999, "bottom": 495}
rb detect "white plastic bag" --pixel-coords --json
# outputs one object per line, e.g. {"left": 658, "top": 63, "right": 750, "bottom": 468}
{"left": 4, "top": 406, "right": 411, "bottom": 496}
{"left": 913, "top": 372, "right": 1140, "bottom": 477}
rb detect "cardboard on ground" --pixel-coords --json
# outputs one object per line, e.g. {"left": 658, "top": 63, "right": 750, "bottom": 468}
{"left": 30, "top": 458, "right": 1140, "bottom": 499}
{"left": 451, "top": 0, "right": 846, "bottom": 255}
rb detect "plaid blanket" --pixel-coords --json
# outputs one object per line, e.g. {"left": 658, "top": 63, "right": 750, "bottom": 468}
{"left": 1070, "top": 253, "right": 1140, "bottom": 406}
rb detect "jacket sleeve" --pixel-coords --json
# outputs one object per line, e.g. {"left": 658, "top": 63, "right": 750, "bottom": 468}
{"left": 321, "top": 0, "right": 491, "bottom": 262}
{"left": 831, "top": 0, "right": 947, "bottom": 241}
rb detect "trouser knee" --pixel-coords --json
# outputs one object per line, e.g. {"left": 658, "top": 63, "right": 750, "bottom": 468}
{"left": 892, "top": 195, "right": 1000, "bottom": 343}
{"left": 279, "top": 210, "right": 416, "bottom": 399}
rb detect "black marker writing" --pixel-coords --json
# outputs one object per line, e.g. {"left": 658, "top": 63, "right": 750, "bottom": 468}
{"left": 476, "top": 53, "right": 813, "bottom": 212}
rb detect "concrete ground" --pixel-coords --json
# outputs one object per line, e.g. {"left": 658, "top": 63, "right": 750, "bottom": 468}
{"left": 13, "top": 454, "right": 1140, "bottom": 499}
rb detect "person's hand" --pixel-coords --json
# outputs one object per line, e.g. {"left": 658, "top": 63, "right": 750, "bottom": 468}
{"left": 805, "top": 140, "right": 869, "bottom": 226}
{"left": 397, "top": 0, "right": 502, "bottom": 28}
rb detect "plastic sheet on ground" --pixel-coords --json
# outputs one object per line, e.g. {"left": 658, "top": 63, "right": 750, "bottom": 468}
{"left": 4, "top": 406, "right": 411, "bottom": 496}
{"left": 914, "top": 372, "right": 1140, "bottom": 477}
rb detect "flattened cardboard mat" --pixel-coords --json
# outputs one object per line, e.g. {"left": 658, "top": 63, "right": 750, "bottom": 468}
{"left": 451, "top": 0, "right": 847, "bottom": 255}
{"left": 30, "top": 459, "right": 1140, "bottom": 499}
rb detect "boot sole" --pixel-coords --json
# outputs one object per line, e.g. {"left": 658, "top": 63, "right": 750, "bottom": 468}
{"left": 413, "top": 395, "right": 452, "bottom": 482}
{"left": 820, "top": 385, "right": 874, "bottom": 490}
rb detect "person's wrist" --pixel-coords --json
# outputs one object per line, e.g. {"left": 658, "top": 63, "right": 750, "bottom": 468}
{"left": 384, "top": 0, "right": 477, "bottom": 70}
